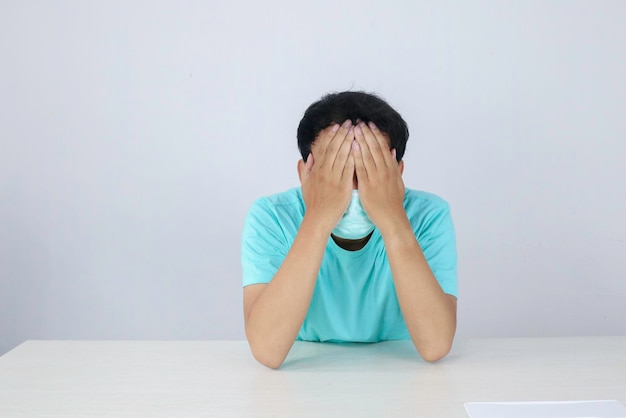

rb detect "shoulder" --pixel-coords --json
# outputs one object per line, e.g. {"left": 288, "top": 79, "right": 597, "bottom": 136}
{"left": 403, "top": 188, "right": 454, "bottom": 233}
{"left": 248, "top": 187, "right": 304, "bottom": 216}
{"left": 244, "top": 187, "right": 305, "bottom": 237}
{"left": 404, "top": 188, "right": 450, "bottom": 214}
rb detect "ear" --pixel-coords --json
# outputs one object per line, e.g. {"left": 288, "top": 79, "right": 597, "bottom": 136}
{"left": 297, "top": 153, "right": 313, "bottom": 184}
{"left": 391, "top": 149, "right": 404, "bottom": 175}
{"left": 297, "top": 159, "right": 305, "bottom": 183}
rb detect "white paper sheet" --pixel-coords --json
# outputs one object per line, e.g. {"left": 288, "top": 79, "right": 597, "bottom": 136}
{"left": 465, "top": 400, "right": 626, "bottom": 418}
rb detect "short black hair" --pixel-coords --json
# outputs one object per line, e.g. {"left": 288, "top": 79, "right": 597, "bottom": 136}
{"left": 297, "top": 91, "right": 409, "bottom": 162}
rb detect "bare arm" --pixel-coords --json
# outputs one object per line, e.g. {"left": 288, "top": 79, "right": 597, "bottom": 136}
{"left": 380, "top": 220, "right": 457, "bottom": 361}
{"left": 244, "top": 216, "right": 329, "bottom": 369}
{"left": 244, "top": 121, "right": 355, "bottom": 368}
{"left": 352, "top": 121, "right": 457, "bottom": 361}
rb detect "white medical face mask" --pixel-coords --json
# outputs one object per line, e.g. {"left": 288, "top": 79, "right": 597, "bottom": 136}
{"left": 332, "top": 190, "right": 375, "bottom": 240}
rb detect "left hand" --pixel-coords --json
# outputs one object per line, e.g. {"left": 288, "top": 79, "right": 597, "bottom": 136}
{"left": 352, "top": 121, "right": 407, "bottom": 232}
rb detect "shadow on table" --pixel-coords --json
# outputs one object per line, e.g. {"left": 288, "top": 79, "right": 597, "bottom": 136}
{"left": 279, "top": 340, "right": 462, "bottom": 371}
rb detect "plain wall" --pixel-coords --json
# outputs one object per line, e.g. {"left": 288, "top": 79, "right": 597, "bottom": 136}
{"left": 1, "top": 1, "right": 625, "bottom": 355}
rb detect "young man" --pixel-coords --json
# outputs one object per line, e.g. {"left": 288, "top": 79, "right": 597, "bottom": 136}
{"left": 241, "top": 91, "right": 458, "bottom": 368}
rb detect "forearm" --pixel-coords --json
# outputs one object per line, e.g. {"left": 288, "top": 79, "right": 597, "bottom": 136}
{"left": 245, "top": 215, "right": 329, "bottom": 368}
{"left": 380, "top": 217, "right": 457, "bottom": 362}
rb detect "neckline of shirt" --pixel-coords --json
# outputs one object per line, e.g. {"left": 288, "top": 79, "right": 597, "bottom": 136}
{"left": 327, "top": 228, "right": 381, "bottom": 259}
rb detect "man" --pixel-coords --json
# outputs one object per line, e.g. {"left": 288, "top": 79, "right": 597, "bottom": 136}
{"left": 241, "top": 91, "right": 458, "bottom": 368}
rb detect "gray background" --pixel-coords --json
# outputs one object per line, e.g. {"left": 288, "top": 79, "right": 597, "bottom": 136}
{"left": 1, "top": 1, "right": 625, "bottom": 356}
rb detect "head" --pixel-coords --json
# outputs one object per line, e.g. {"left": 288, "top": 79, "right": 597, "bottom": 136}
{"left": 297, "top": 91, "right": 409, "bottom": 163}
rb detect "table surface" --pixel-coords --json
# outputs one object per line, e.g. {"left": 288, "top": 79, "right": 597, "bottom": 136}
{"left": 1, "top": 337, "right": 625, "bottom": 417}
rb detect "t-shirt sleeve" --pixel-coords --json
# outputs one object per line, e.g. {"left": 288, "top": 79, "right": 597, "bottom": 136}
{"left": 241, "top": 198, "right": 290, "bottom": 287}
{"left": 417, "top": 202, "right": 458, "bottom": 298}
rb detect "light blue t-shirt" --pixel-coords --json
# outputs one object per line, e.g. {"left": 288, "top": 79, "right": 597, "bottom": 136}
{"left": 241, "top": 187, "right": 457, "bottom": 343}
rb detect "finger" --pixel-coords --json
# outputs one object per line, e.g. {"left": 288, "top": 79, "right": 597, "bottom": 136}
{"left": 354, "top": 123, "right": 378, "bottom": 173}
{"left": 324, "top": 119, "right": 352, "bottom": 167}
{"left": 312, "top": 123, "right": 340, "bottom": 167}
{"left": 332, "top": 125, "right": 355, "bottom": 175}
{"left": 342, "top": 146, "right": 355, "bottom": 182}
{"left": 369, "top": 121, "right": 394, "bottom": 166}
{"left": 358, "top": 122, "right": 387, "bottom": 168}
{"left": 352, "top": 140, "right": 368, "bottom": 183}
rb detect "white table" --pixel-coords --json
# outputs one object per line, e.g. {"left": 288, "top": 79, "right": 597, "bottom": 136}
{"left": 1, "top": 337, "right": 625, "bottom": 417}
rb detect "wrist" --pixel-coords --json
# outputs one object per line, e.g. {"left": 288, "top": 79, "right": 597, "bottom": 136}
{"left": 377, "top": 212, "right": 414, "bottom": 245}
{"left": 300, "top": 212, "right": 335, "bottom": 241}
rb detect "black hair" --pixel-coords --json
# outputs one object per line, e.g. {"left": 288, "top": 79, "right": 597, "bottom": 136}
{"left": 297, "top": 91, "right": 409, "bottom": 162}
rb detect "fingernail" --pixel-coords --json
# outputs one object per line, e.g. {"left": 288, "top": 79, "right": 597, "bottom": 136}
{"left": 342, "top": 119, "right": 352, "bottom": 128}
{"left": 355, "top": 125, "right": 362, "bottom": 136}
{"left": 352, "top": 140, "right": 360, "bottom": 151}
{"left": 331, "top": 124, "right": 340, "bottom": 132}
{"left": 348, "top": 126, "right": 354, "bottom": 136}
{"left": 369, "top": 121, "right": 377, "bottom": 130}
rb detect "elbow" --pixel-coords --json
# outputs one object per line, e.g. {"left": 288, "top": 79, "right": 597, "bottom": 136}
{"left": 246, "top": 331, "right": 287, "bottom": 369}
{"left": 415, "top": 339, "right": 453, "bottom": 363}
{"left": 251, "top": 348, "right": 285, "bottom": 369}
{"left": 421, "top": 348, "right": 449, "bottom": 363}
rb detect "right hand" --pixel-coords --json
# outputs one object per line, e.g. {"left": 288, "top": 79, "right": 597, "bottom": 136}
{"left": 299, "top": 119, "right": 355, "bottom": 234}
